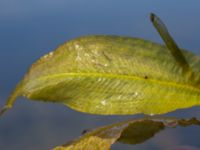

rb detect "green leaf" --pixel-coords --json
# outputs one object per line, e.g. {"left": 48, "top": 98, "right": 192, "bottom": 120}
{"left": 1, "top": 14, "right": 200, "bottom": 116}
{"left": 150, "top": 13, "right": 192, "bottom": 77}
{"left": 1, "top": 35, "right": 200, "bottom": 116}
{"left": 53, "top": 117, "right": 200, "bottom": 150}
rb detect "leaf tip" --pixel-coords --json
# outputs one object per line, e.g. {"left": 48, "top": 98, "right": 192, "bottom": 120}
{"left": 0, "top": 81, "right": 23, "bottom": 117}
{"left": 150, "top": 12, "right": 156, "bottom": 22}
{"left": 0, "top": 105, "right": 12, "bottom": 117}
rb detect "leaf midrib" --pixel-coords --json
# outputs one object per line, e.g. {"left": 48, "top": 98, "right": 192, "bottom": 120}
{"left": 36, "top": 72, "right": 200, "bottom": 93}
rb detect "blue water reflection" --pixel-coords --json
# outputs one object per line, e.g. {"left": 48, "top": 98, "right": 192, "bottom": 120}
{"left": 0, "top": 1, "right": 200, "bottom": 150}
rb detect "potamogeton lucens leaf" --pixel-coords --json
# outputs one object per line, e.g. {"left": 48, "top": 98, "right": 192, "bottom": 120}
{"left": 1, "top": 13, "right": 200, "bottom": 116}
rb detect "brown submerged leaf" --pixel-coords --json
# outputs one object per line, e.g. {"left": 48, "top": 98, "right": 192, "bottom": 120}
{"left": 53, "top": 117, "right": 200, "bottom": 150}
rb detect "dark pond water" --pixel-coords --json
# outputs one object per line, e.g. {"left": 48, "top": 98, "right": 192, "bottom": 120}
{"left": 0, "top": 1, "right": 200, "bottom": 150}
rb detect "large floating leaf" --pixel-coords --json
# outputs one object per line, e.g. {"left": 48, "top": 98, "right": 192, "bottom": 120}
{"left": 1, "top": 14, "right": 200, "bottom": 116}
{"left": 53, "top": 117, "right": 200, "bottom": 150}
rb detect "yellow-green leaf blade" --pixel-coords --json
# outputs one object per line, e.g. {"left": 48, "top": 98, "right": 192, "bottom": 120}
{"left": 1, "top": 35, "right": 200, "bottom": 115}
{"left": 23, "top": 72, "right": 200, "bottom": 115}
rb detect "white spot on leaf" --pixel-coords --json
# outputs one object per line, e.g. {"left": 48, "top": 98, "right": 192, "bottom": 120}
{"left": 43, "top": 51, "right": 54, "bottom": 59}
{"left": 134, "top": 92, "right": 138, "bottom": 97}
{"left": 101, "top": 100, "right": 106, "bottom": 106}
{"left": 84, "top": 53, "right": 90, "bottom": 57}
{"left": 43, "top": 54, "right": 48, "bottom": 58}
{"left": 150, "top": 113, "right": 154, "bottom": 116}
{"left": 75, "top": 44, "right": 79, "bottom": 49}
{"left": 117, "top": 95, "right": 122, "bottom": 100}
{"left": 49, "top": 52, "right": 53, "bottom": 56}
{"left": 98, "top": 78, "right": 102, "bottom": 82}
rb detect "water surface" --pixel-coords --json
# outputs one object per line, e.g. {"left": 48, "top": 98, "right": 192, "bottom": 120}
{"left": 0, "top": 1, "right": 200, "bottom": 150}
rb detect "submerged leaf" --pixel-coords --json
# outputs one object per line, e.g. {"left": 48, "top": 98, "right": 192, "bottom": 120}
{"left": 150, "top": 13, "right": 191, "bottom": 75}
{"left": 118, "top": 120, "right": 164, "bottom": 144}
{"left": 1, "top": 14, "right": 200, "bottom": 116}
{"left": 53, "top": 117, "right": 200, "bottom": 150}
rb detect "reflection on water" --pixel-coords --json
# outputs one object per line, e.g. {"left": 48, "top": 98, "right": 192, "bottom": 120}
{"left": 0, "top": 1, "right": 200, "bottom": 150}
